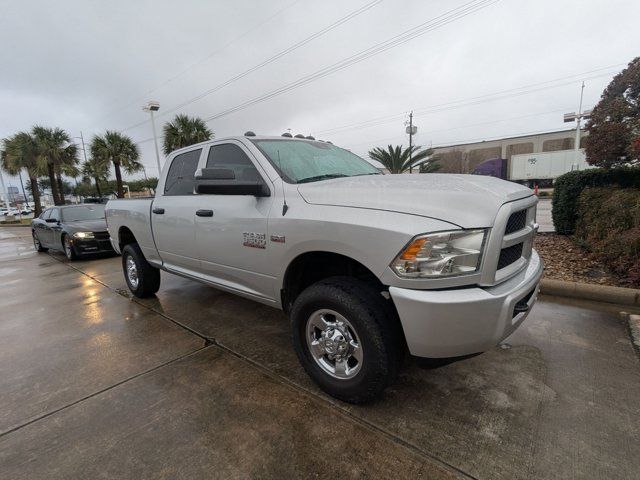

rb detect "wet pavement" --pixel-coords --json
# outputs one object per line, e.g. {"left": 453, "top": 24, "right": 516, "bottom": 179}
{"left": 1, "top": 227, "right": 639, "bottom": 479}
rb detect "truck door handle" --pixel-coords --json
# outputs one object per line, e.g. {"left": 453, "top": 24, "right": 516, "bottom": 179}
{"left": 196, "top": 209, "right": 214, "bottom": 217}
{"left": 152, "top": 208, "right": 165, "bottom": 214}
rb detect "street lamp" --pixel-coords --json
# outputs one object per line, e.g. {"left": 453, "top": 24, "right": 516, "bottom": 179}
{"left": 142, "top": 101, "right": 162, "bottom": 175}
{"left": 564, "top": 82, "right": 592, "bottom": 171}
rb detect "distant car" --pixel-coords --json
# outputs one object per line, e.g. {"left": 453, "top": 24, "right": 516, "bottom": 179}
{"left": 0, "top": 208, "right": 8, "bottom": 216}
{"left": 20, "top": 207, "right": 32, "bottom": 215}
{"left": 31, "top": 204, "right": 115, "bottom": 260}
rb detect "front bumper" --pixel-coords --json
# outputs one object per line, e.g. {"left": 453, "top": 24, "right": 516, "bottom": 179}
{"left": 389, "top": 250, "right": 543, "bottom": 358}
{"left": 72, "top": 237, "right": 115, "bottom": 255}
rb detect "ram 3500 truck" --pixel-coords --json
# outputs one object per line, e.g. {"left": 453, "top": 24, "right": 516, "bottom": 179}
{"left": 105, "top": 135, "right": 542, "bottom": 403}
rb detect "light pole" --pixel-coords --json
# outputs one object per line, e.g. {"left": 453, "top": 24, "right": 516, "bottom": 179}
{"left": 143, "top": 101, "right": 162, "bottom": 175}
{"left": 0, "top": 168, "right": 11, "bottom": 212}
{"left": 564, "top": 82, "right": 592, "bottom": 170}
{"left": 72, "top": 132, "right": 90, "bottom": 203}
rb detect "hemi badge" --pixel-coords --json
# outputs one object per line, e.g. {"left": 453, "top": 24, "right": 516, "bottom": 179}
{"left": 270, "top": 235, "right": 285, "bottom": 243}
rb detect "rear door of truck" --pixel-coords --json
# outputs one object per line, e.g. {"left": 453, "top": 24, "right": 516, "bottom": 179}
{"left": 150, "top": 148, "right": 203, "bottom": 272}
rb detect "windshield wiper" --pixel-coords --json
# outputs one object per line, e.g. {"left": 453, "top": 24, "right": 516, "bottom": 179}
{"left": 297, "top": 173, "right": 348, "bottom": 184}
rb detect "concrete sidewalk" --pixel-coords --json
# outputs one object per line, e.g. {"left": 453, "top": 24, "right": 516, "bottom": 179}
{"left": 1, "top": 227, "right": 639, "bottom": 479}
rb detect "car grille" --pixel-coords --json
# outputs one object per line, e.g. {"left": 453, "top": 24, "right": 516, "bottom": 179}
{"left": 505, "top": 209, "right": 527, "bottom": 235}
{"left": 94, "top": 231, "right": 110, "bottom": 240}
{"left": 497, "top": 242, "right": 524, "bottom": 270}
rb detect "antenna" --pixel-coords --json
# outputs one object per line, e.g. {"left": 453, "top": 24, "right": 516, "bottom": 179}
{"left": 277, "top": 150, "right": 289, "bottom": 216}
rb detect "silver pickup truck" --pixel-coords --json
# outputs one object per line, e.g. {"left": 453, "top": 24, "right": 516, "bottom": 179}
{"left": 105, "top": 134, "right": 542, "bottom": 403}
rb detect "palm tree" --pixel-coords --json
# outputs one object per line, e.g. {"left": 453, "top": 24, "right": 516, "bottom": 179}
{"left": 1, "top": 132, "right": 45, "bottom": 216}
{"left": 419, "top": 161, "right": 442, "bottom": 173}
{"left": 32, "top": 126, "right": 77, "bottom": 205}
{"left": 82, "top": 156, "right": 110, "bottom": 198}
{"left": 368, "top": 145, "right": 434, "bottom": 174}
{"left": 162, "top": 114, "right": 213, "bottom": 155}
{"left": 90, "top": 131, "right": 141, "bottom": 198}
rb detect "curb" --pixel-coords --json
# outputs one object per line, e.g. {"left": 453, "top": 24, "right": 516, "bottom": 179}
{"left": 626, "top": 314, "right": 640, "bottom": 358}
{"left": 0, "top": 224, "right": 30, "bottom": 228}
{"left": 540, "top": 278, "right": 640, "bottom": 307}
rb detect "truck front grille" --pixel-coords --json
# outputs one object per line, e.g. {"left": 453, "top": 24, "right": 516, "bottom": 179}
{"left": 505, "top": 209, "right": 527, "bottom": 234}
{"left": 497, "top": 243, "right": 523, "bottom": 270}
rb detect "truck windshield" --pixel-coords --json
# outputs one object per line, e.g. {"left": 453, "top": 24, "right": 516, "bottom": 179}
{"left": 251, "top": 139, "right": 381, "bottom": 183}
{"left": 61, "top": 205, "right": 106, "bottom": 222}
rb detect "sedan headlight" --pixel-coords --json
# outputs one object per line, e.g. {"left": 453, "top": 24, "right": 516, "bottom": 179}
{"left": 391, "top": 229, "right": 487, "bottom": 278}
{"left": 73, "top": 232, "right": 95, "bottom": 239}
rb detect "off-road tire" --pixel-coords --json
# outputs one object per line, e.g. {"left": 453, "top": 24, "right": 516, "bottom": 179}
{"left": 290, "top": 276, "right": 403, "bottom": 404}
{"left": 122, "top": 243, "right": 161, "bottom": 298}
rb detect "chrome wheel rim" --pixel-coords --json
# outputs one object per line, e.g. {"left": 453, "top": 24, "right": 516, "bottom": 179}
{"left": 126, "top": 255, "right": 139, "bottom": 289}
{"left": 306, "top": 309, "right": 363, "bottom": 380}
{"left": 64, "top": 237, "right": 73, "bottom": 258}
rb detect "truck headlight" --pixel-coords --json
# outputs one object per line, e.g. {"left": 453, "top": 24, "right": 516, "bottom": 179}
{"left": 73, "top": 232, "right": 94, "bottom": 239}
{"left": 391, "top": 229, "right": 487, "bottom": 278}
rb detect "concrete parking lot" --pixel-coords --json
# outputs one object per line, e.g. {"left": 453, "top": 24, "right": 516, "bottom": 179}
{"left": 1, "top": 227, "right": 639, "bottom": 479}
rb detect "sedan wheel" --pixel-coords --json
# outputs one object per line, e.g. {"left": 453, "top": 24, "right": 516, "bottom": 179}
{"left": 63, "top": 235, "right": 77, "bottom": 260}
{"left": 32, "top": 232, "right": 47, "bottom": 252}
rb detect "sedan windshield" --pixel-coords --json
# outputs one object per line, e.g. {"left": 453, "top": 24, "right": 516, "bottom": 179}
{"left": 251, "top": 139, "right": 381, "bottom": 183}
{"left": 61, "top": 205, "right": 106, "bottom": 222}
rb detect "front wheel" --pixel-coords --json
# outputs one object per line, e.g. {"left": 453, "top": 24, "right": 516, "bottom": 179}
{"left": 32, "top": 231, "right": 48, "bottom": 252}
{"left": 63, "top": 234, "right": 78, "bottom": 260}
{"left": 122, "top": 243, "right": 160, "bottom": 298}
{"left": 290, "top": 277, "right": 402, "bottom": 404}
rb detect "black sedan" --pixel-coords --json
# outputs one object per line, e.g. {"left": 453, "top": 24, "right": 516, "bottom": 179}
{"left": 31, "top": 204, "right": 115, "bottom": 260}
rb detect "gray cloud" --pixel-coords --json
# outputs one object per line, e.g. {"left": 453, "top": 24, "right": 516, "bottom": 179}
{"left": 0, "top": 0, "right": 637, "bottom": 181}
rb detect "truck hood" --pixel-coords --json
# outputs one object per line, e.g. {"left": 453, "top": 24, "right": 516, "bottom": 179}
{"left": 297, "top": 174, "right": 533, "bottom": 228}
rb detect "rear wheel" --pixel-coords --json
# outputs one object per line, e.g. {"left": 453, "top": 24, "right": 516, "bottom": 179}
{"left": 63, "top": 234, "right": 77, "bottom": 260}
{"left": 290, "top": 277, "right": 402, "bottom": 404}
{"left": 122, "top": 243, "right": 160, "bottom": 298}
{"left": 32, "top": 231, "right": 48, "bottom": 252}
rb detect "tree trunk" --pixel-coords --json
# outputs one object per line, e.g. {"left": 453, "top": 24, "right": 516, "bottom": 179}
{"left": 56, "top": 170, "right": 65, "bottom": 205}
{"left": 94, "top": 177, "right": 102, "bottom": 197}
{"left": 47, "top": 163, "right": 61, "bottom": 205}
{"left": 114, "top": 162, "right": 124, "bottom": 198}
{"left": 29, "top": 176, "right": 42, "bottom": 217}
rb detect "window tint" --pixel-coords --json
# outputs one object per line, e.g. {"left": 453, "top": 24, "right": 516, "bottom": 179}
{"left": 164, "top": 149, "right": 202, "bottom": 196}
{"left": 49, "top": 208, "right": 60, "bottom": 221}
{"left": 206, "top": 144, "right": 261, "bottom": 182}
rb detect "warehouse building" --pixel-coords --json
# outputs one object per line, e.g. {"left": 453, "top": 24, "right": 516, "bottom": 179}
{"left": 430, "top": 128, "right": 587, "bottom": 175}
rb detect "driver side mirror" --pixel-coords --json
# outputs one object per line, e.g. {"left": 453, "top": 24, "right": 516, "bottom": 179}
{"left": 194, "top": 168, "right": 270, "bottom": 197}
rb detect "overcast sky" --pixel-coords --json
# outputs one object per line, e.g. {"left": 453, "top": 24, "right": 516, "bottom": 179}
{"left": 1, "top": 0, "right": 638, "bottom": 185}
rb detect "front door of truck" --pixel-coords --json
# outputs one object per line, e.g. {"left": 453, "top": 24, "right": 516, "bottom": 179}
{"left": 151, "top": 148, "right": 202, "bottom": 274}
{"left": 195, "top": 141, "right": 276, "bottom": 302}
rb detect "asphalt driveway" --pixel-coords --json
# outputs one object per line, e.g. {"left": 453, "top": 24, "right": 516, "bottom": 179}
{"left": 1, "top": 227, "right": 639, "bottom": 479}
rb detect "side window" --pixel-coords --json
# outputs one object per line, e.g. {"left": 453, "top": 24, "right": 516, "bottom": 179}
{"left": 49, "top": 208, "right": 60, "bottom": 221}
{"left": 164, "top": 149, "right": 202, "bottom": 196}
{"left": 206, "top": 144, "right": 261, "bottom": 182}
{"left": 40, "top": 209, "right": 51, "bottom": 220}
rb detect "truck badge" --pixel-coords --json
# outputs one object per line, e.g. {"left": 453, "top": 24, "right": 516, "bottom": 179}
{"left": 270, "top": 235, "right": 285, "bottom": 243}
{"left": 243, "top": 232, "right": 266, "bottom": 249}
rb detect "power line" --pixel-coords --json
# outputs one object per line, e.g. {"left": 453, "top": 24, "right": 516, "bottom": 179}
{"left": 196, "top": 0, "right": 500, "bottom": 123}
{"left": 92, "top": 0, "right": 303, "bottom": 127}
{"left": 121, "top": 0, "right": 385, "bottom": 132}
{"left": 132, "top": 0, "right": 499, "bottom": 146}
{"left": 315, "top": 65, "right": 624, "bottom": 136}
{"left": 342, "top": 106, "right": 587, "bottom": 150}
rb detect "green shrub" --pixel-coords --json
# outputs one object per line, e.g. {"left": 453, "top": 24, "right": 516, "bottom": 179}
{"left": 552, "top": 167, "right": 640, "bottom": 234}
{"left": 575, "top": 187, "right": 640, "bottom": 287}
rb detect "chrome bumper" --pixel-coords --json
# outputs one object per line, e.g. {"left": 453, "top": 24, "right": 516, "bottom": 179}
{"left": 389, "top": 250, "right": 543, "bottom": 358}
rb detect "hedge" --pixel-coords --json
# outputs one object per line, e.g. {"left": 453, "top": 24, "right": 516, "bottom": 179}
{"left": 551, "top": 167, "right": 640, "bottom": 234}
{"left": 575, "top": 187, "right": 640, "bottom": 287}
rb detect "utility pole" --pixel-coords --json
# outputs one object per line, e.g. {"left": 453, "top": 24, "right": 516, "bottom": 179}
{"left": 406, "top": 111, "right": 417, "bottom": 173}
{"left": 563, "top": 82, "right": 591, "bottom": 170}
